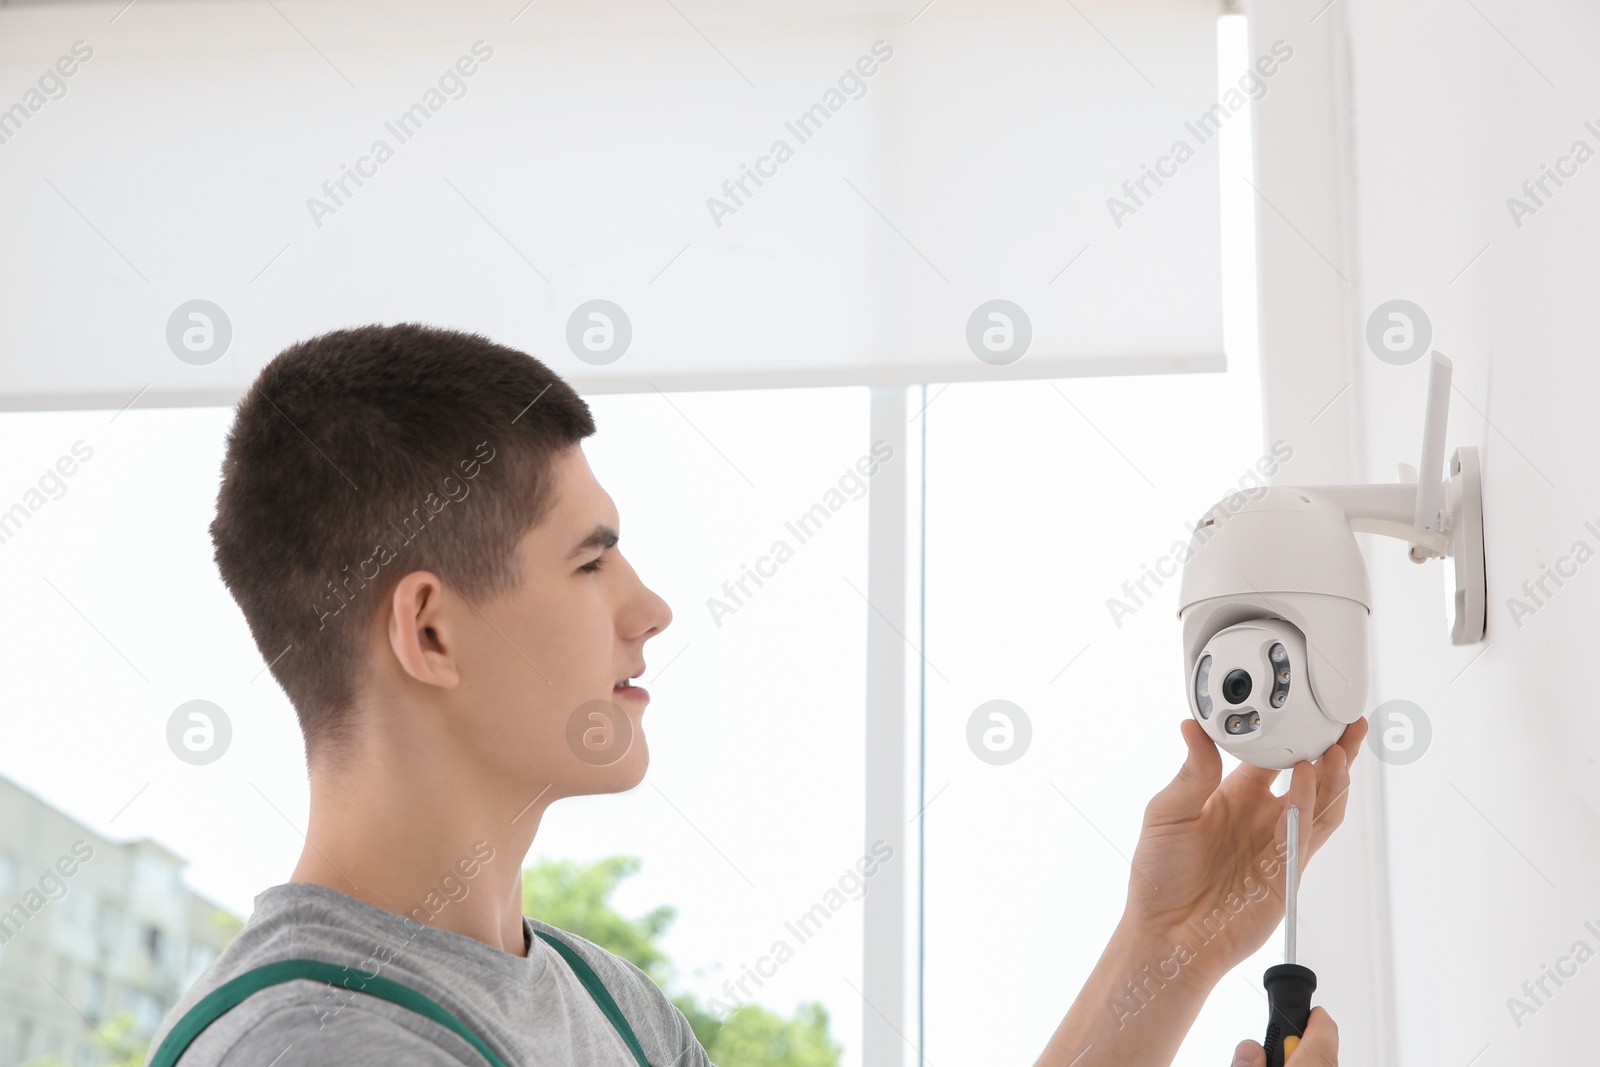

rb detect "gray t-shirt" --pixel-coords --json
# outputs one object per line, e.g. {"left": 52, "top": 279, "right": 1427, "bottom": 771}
{"left": 145, "top": 882, "right": 714, "bottom": 1066}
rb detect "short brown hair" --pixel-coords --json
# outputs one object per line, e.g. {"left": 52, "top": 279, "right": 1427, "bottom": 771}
{"left": 210, "top": 322, "right": 595, "bottom": 765}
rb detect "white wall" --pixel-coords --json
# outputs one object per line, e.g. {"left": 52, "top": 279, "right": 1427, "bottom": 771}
{"left": 1256, "top": 0, "right": 1600, "bottom": 1062}
{"left": 1351, "top": 1, "right": 1600, "bottom": 1061}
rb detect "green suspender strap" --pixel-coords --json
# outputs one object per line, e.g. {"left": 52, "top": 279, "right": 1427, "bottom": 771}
{"left": 533, "top": 931, "right": 653, "bottom": 1067}
{"left": 148, "top": 931, "right": 651, "bottom": 1067}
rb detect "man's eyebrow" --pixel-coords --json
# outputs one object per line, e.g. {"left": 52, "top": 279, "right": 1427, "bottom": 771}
{"left": 569, "top": 524, "right": 619, "bottom": 559}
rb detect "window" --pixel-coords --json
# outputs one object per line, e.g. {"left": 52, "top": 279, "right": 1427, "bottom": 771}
{"left": 0, "top": 21, "right": 1263, "bottom": 1066}
{"left": 545, "top": 387, "right": 871, "bottom": 1054}
{"left": 126, "top": 990, "right": 165, "bottom": 1035}
{"left": 65, "top": 888, "right": 97, "bottom": 942}
{"left": 133, "top": 853, "right": 181, "bottom": 903}
{"left": 84, "top": 972, "right": 104, "bottom": 1019}
{"left": 96, "top": 898, "right": 122, "bottom": 956}
{"left": 920, "top": 17, "right": 1271, "bottom": 1066}
{"left": 186, "top": 943, "right": 217, "bottom": 986}
{"left": 0, "top": 388, "right": 872, "bottom": 1061}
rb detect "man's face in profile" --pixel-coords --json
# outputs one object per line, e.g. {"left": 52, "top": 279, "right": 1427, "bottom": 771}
{"left": 449, "top": 445, "right": 673, "bottom": 799}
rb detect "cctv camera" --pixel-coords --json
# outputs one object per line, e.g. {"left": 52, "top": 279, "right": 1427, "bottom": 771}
{"left": 1179, "top": 490, "right": 1374, "bottom": 768}
{"left": 1177, "top": 352, "right": 1486, "bottom": 769}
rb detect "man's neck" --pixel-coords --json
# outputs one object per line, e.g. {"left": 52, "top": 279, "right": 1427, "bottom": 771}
{"left": 289, "top": 734, "right": 553, "bottom": 958}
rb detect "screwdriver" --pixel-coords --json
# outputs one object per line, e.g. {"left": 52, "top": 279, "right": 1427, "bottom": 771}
{"left": 1262, "top": 804, "right": 1316, "bottom": 1067}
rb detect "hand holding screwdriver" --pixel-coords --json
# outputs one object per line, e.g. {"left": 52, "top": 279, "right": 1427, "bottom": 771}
{"left": 1262, "top": 803, "right": 1314, "bottom": 1066}
{"left": 1231, "top": 804, "right": 1340, "bottom": 1065}
{"left": 1231, "top": 1008, "right": 1339, "bottom": 1067}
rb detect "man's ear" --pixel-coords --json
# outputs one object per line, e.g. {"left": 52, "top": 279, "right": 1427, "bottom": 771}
{"left": 386, "top": 570, "right": 462, "bottom": 690}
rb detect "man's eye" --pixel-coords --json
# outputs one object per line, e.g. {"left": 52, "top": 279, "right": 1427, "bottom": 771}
{"left": 580, "top": 557, "right": 605, "bottom": 573}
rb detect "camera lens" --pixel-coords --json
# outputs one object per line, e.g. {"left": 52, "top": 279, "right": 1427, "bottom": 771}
{"left": 1222, "top": 668, "right": 1252, "bottom": 704}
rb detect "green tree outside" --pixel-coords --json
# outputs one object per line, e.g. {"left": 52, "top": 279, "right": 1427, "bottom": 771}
{"left": 22, "top": 1009, "right": 147, "bottom": 1067}
{"left": 523, "top": 855, "right": 842, "bottom": 1067}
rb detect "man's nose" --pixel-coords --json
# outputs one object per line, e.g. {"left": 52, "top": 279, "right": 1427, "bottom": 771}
{"left": 641, "top": 583, "right": 672, "bottom": 638}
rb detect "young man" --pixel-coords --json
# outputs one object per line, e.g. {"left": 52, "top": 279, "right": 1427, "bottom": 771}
{"left": 149, "top": 322, "right": 1364, "bottom": 1066}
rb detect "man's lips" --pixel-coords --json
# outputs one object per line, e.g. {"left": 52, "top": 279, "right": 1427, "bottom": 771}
{"left": 614, "top": 663, "right": 647, "bottom": 703}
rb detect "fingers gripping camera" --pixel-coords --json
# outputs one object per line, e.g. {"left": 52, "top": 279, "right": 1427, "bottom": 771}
{"left": 1178, "top": 352, "right": 1487, "bottom": 769}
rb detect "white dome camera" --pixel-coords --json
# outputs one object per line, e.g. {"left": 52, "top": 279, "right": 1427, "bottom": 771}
{"left": 1178, "top": 352, "right": 1486, "bottom": 768}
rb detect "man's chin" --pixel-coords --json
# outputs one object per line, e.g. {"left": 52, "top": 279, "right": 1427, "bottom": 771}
{"left": 559, "top": 697, "right": 648, "bottom": 794}
{"left": 560, "top": 743, "right": 649, "bottom": 797}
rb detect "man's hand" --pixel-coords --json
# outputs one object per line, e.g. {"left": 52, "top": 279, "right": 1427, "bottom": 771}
{"left": 1032, "top": 719, "right": 1367, "bottom": 1067}
{"left": 1121, "top": 717, "right": 1368, "bottom": 985}
{"left": 1231, "top": 1006, "right": 1339, "bottom": 1066}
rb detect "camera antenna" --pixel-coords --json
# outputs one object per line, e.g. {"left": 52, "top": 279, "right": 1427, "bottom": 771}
{"left": 1410, "top": 351, "right": 1452, "bottom": 560}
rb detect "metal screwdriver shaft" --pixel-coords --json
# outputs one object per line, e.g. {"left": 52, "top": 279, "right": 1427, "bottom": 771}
{"left": 1262, "top": 804, "right": 1316, "bottom": 1067}
{"left": 1284, "top": 803, "right": 1298, "bottom": 965}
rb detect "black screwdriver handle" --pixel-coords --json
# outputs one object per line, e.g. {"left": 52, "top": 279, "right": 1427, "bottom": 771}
{"left": 1262, "top": 963, "right": 1317, "bottom": 1067}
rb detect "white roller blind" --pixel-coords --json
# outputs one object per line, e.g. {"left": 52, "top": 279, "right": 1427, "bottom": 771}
{"left": 0, "top": 0, "right": 1224, "bottom": 409}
